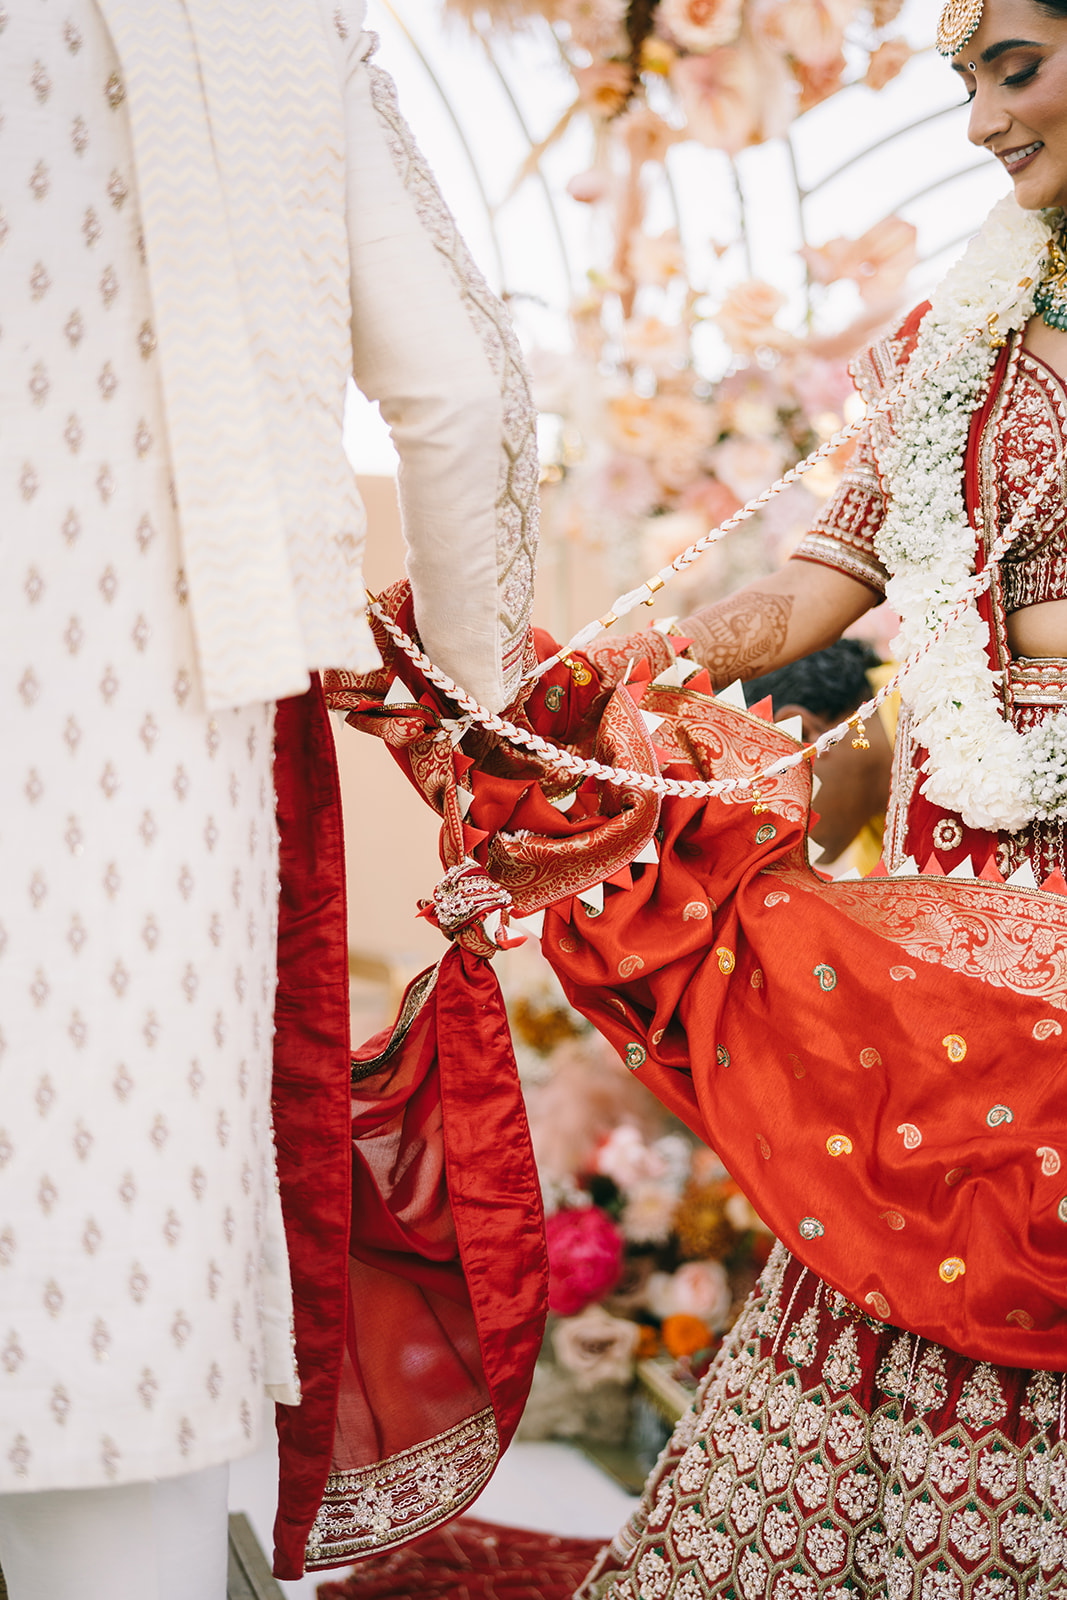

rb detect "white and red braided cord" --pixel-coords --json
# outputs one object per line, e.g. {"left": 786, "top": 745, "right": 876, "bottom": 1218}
{"left": 369, "top": 297, "right": 1055, "bottom": 804}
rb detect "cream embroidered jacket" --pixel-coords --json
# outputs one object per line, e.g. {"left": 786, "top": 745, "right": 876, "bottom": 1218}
{"left": 97, "top": 0, "right": 538, "bottom": 713}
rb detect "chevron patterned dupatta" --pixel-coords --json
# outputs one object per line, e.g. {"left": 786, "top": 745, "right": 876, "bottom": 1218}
{"left": 96, "top": 0, "right": 377, "bottom": 709}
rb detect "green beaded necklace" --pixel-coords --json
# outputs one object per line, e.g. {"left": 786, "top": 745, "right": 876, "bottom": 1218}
{"left": 1034, "top": 225, "right": 1067, "bottom": 332}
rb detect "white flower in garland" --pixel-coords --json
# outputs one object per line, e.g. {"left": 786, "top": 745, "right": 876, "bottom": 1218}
{"left": 873, "top": 195, "right": 1065, "bottom": 833}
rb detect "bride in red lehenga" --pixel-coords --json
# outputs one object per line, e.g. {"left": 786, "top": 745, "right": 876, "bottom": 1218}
{"left": 322, "top": 1, "right": 1067, "bottom": 1594}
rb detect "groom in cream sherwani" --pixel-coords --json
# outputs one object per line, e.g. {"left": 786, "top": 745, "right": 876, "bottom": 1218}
{"left": 0, "top": 2, "right": 537, "bottom": 1595}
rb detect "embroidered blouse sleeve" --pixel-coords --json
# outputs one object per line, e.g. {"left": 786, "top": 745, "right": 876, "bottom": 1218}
{"left": 331, "top": 14, "right": 538, "bottom": 714}
{"left": 791, "top": 429, "right": 889, "bottom": 596}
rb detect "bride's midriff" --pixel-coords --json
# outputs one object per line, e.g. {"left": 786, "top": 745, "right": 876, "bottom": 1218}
{"left": 1006, "top": 596, "right": 1067, "bottom": 657}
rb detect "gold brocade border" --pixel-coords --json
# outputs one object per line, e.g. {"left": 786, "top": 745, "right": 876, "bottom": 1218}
{"left": 350, "top": 958, "right": 443, "bottom": 1084}
{"left": 767, "top": 862, "right": 1067, "bottom": 1011}
{"left": 303, "top": 1406, "right": 499, "bottom": 1571}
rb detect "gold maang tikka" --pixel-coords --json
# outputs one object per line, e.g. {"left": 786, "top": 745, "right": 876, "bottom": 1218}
{"left": 936, "top": 0, "right": 984, "bottom": 55}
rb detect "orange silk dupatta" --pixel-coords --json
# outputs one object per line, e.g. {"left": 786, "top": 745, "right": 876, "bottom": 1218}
{"left": 329, "top": 584, "right": 1067, "bottom": 1382}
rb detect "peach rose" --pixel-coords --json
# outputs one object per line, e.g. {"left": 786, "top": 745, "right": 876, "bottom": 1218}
{"left": 713, "top": 279, "right": 794, "bottom": 354}
{"left": 643, "top": 509, "right": 709, "bottom": 567}
{"left": 573, "top": 60, "right": 632, "bottom": 118}
{"left": 864, "top": 36, "right": 912, "bottom": 89}
{"left": 868, "top": 0, "right": 905, "bottom": 25}
{"left": 793, "top": 50, "right": 847, "bottom": 111}
{"left": 723, "top": 1190, "right": 772, "bottom": 1233}
{"left": 621, "top": 1180, "right": 679, "bottom": 1244}
{"left": 789, "top": 356, "right": 855, "bottom": 418}
{"left": 558, "top": 0, "right": 629, "bottom": 56}
{"left": 646, "top": 1260, "right": 732, "bottom": 1326}
{"left": 621, "top": 315, "right": 690, "bottom": 371}
{"left": 671, "top": 47, "right": 762, "bottom": 153}
{"left": 619, "top": 105, "right": 679, "bottom": 166}
{"left": 711, "top": 434, "right": 789, "bottom": 501}
{"left": 551, "top": 1305, "right": 641, "bottom": 1391}
{"left": 652, "top": 444, "right": 707, "bottom": 495}
{"left": 607, "top": 390, "right": 715, "bottom": 459}
{"left": 656, "top": 0, "right": 743, "bottom": 53}
{"left": 800, "top": 215, "right": 917, "bottom": 303}
{"left": 628, "top": 229, "right": 687, "bottom": 287}
{"left": 678, "top": 476, "right": 743, "bottom": 524}
{"left": 595, "top": 1123, "right": 664, "bottom": 1187}
{"left": 579, "top": 453, "right": 662, "bottom": 518}
{"left": 753, "top": 0, "right": 858, "bottom": 67}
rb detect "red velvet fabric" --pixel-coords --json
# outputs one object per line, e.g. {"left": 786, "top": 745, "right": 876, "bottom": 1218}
{"left": 271, "top": 676, "right": 547, "bottom": 1578}
{"left": 332, "top": 945, "right": 548, "bottom": 1482}
{"left": 317, "top": 1517, "right": 604, "bottom": 1600}
{"left": 272, "top": 680, "right": 355, "bottom": 1579}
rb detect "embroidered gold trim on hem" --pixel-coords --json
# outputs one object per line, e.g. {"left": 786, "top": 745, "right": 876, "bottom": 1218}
{"left": 302, "top": 1406, "right": 499, "bottom": 1570}
{"left": 1009, "top": 657, "right": 1067, "bottom": 708}
{"left": 350, "top": 958, "right": 443, "bottom": 1084}
{"left": 767, "top": 862, "right": 1067, "bottom": 1008}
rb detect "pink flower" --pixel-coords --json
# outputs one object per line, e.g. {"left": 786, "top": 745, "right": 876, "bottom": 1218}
{"left": 627, "top": 230, "right": 687, "bottom": 286}
{"left": 607, "top": 391, "right": 716, "bottom": 459}
{"left": 567, "top": 169, "right": 611, "bottom": 205}
{"left": 713, "top": 279, "right": 794, "bottom": 354}
{"left": 618, "top": 106, "right": 679, "bottom": 166}
{"left": 621, "top": 1180, "right": 678, "bottom": 1244}
{"left": 594, "top": 1123, "right": 664, "bottom": 1187}
{"left": 581, "top": 454, "right": 661, "bottom": 518}
{"left": 551, "top": 1305, "right": 640, "bottom": 1390}
{"left": 753, "top": 0, "right": 858, "bottom": 68}
{"left": 621, "top": 315, "right": 690, "bottom": 372}
{"left": 671, "top": 47, "right": 763, "bottom": 154}
{"left": 864, "top": 36, "right": 913, "bottom": 89}
{"left": 557, "top": 0, "right": 630, "bottom": 56}
{"left": 793, "top": 50, "right": 847, "bottom": 111}
{"left": 656, "top": 0, "right": 743, "bottom": 53}
{"left": 800, "top": 215, "right": 917, "bottom": 304}
{"left": 677, "top": 477, "right": 743, "bottom": 527}
{"left": 711, "top": 434, "right": 789, "bottom": 500}
{"left": 573, "top": 60, "right": 632, "bottom": 118}
{"left": 646, "top": 1260, "right": 733, "bottom": 1327}
{"left": 546, "top": 1206, "right": 624, "bottom": 1316}
{"left": 789, "top": 356, "right": 855, "bottom": 418}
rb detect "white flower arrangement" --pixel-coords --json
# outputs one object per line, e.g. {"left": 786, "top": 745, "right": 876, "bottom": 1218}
{"left": 875, "top": 195, "right": 1067, "bottom": 833}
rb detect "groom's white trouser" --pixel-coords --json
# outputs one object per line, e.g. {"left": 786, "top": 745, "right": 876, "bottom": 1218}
{"left": 0, "top": 1463, "right": 229, "bottom": 1600}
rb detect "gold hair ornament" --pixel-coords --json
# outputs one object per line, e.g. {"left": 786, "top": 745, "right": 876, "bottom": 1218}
{"left": 935, "top": 0, "right": 983, "bottom": 56}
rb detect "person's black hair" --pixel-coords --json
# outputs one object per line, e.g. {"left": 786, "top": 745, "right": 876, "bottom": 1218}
{"left": 743, "top": 638, "right": 881, "bottom": 723}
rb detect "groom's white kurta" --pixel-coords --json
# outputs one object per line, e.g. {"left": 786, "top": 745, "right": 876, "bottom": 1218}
{"left": 0, "top": 0, "right": 537, "bottom": 1490}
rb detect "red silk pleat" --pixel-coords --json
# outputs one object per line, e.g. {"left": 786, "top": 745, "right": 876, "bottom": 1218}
{"left": 272, "top": 680, "right": 355, "bottom": 1579}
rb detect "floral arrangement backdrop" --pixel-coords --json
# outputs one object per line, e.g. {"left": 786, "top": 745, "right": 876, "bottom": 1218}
{"left": 503, "top": 947, "right": 773, "bottom": 1454}
{"left": 431, "top": 0, "right": 929, "bottom": 1446}
{"left": 446, "top": 0, "right": 921, "bottom": 617}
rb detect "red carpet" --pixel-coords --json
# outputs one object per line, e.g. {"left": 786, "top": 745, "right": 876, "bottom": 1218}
{"left": 316, "top": 1517, "right": 603, "bottom": 1600}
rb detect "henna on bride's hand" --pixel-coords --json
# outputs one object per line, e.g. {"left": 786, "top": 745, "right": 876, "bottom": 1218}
{"left": 683, "top": 592, "right": 794, "bottom": 686}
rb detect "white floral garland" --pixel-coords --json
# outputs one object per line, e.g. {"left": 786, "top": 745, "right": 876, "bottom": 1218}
{"left": 875, "top": 195, "right": 1067, "bottom": 832}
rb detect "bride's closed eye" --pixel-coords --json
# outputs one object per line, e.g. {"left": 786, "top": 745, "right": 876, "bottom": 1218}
{"left": 1002, "top": 60, "right": 1041, "bottom": 84}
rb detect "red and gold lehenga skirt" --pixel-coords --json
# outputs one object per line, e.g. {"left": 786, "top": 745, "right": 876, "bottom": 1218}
{"left": 579, "top": 1250, "right": 1067, "bottom": 1599}
{"left": 323, "top": 588, "right": 1067, "bottom": 1598}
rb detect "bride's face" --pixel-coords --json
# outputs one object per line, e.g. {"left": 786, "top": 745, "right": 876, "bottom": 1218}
{"left": 954, "top": 0, "right": 1067, "bottom": 210}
